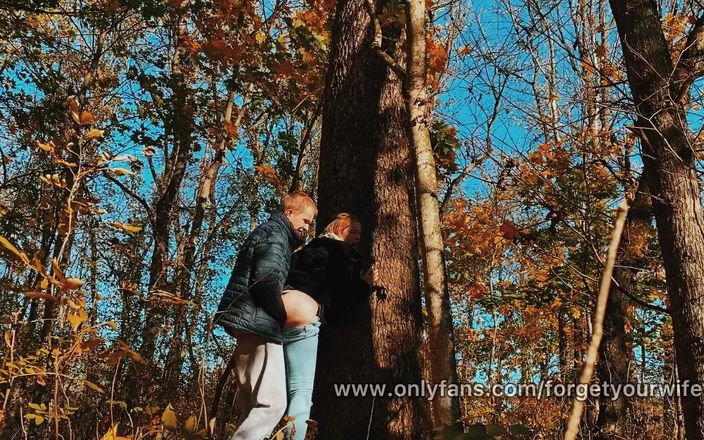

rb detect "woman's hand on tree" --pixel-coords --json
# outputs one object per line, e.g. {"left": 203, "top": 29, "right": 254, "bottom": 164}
{"left": 361, "top": 266, "right": 378, "bottom": 286}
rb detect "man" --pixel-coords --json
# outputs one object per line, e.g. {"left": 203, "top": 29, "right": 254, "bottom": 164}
{"left": 216, "top": 191, "right": 317, "bottom": 440}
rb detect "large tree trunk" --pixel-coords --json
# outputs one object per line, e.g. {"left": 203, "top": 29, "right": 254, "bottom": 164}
{"left": 312, "top": 0, "right": 431, "bottom": 437}
{"left": 595, "top": 175, "right": 651, "bottom": 439}
{"left": 405, "top": 0, "right": 459, "bottom": 427}
{"left": 609, "top": 2, "right": 704, "bottom": 438}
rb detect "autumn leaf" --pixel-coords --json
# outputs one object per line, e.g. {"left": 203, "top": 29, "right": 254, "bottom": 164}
{"left": 499, "top": 221, "right": 521, "bottom": 240}
{"left": 149, "top": 289, "right": 192, "bottom": 305}
{"left": 111, "top": 168, "right": 134, "bottom": 176}
{"left": 36, "top": 140, "right": 56, "bottom": 154}
{"left": 0, "top": 235, "right": 30, "bottom": 265}
{"left": 51, "top": 258, "right": 67, "bottom": 284}
{"left": 80, "top": 337, "right": 104, "bottom": 352}
{"left": 111, "top": 222, "right": 142, "bottom": 233}
{"left": 24, "top": 413, "right": 45, "bottom": 426}
{"left": 67, "top": 96, "right": 80, "bottom": 124}
{"left": 595, "top": 44, "right": 607, "bottom": 58}
{"left": 427, "top": 38, "right": 448, "bottom": 75}
{"left": 62, "top": 277, "right": 85, "bottom": 290}
{"left": 254, "top": 164, "right": 282, "bottom": 189}
{"left": 458, "top": 45, "right": 473, "bottom": 56}
{"left": 100, "top": 423, "right": 131, "bottom": 440}
{"left": 184, "top": 415, "right": 197, "bottom": 434}
{"left": 80, "top": 111, "right": 95, "bottom": 125}
{"left": 271, "top": 60, "right": 295, "bottom": 77}
{"left": 225, "top": 121, "right": 239, "bottom": 137}
{"left": 162, "top": 404, "right": 178, "bottom": 431}
{"left": 82, "top": 378, "right": 104, "bottom": 394}
{"left": 84, "top": 128, "right": 104, "bottom": 140}
{"left": 115, "top": 340, "right": 147, "bottom": 365}
{"left": 67, "top": 310, "right": 88, "bottom": 331}
{"left": 23, "top": 291, "right": 58, "bottom": 301}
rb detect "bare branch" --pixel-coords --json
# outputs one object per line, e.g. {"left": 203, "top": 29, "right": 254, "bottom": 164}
{"left": 674, "top": 14, "right": 704, "bottom": 103}
{"left": 102, "top": 172, "right": 154, "bottom": 225}
{"left": 364, "top": 0, "right": 406, "bottom": 80}
{"left": 564, "top": 200, "right": 630, "bottom": 440}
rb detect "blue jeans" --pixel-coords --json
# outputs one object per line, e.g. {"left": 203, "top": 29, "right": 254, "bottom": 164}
{"left": 282, "top": 317, "right": 321, "bottom": 440}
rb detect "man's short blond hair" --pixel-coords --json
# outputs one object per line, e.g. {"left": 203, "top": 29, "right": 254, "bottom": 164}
{"left": 281, "top": 191, "right": 317, "bottom": 215}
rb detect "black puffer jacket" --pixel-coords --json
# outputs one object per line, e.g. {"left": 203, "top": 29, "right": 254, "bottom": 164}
{"left": 284, "top": 235, "right": 372, "bottom": 325}
{"left": 215, "top": 212, "right": 303, "bottom": 343}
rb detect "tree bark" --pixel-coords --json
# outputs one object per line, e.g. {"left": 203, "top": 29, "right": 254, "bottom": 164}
{"left": 609, "top": 1, "right": 704, "bottom": 438}
{"left": 312, "top": 0, "right": 431, "bottom": 437}
{"left": 405, "top": 0, "right": 459, "bottom": 427}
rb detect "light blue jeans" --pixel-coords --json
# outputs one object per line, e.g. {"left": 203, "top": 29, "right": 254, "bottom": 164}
{"left": 282, "top": 317, "right": 321, "bottom": 440}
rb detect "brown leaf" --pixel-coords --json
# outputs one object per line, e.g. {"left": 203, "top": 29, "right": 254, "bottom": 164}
{"left": 111, "top": 168, "right": 134, "bottom": 176}
{"left": 36, "top": 140, "right": 56, "bottom": 154}
{"left": 99, "top": 423, "right": 131, "bottom": 440}
{"left": 80, "top": 338, "right": 104, "bottom": 352}
{"left": 80, "top": 111, "right": 95, "bottom": 125}
{"left": 51, "top": 258, "right": 67, "bottom": 284}
{"left": 83, "top": 378, "right": 104, "bottom": 394}
{"left": 62, "top": 277, "right": 85, "bottom": 290}
{"left": 595, "top": 44, "right": 607, "bottom": 58}
{"left": 115, "top": 340, "right": 147, "bottom": 365}
{"left": 271, "top": 60, "right": 295, "bottom": 77}
{"left": 499, "top": 221, "right": 521, "bottom": 240}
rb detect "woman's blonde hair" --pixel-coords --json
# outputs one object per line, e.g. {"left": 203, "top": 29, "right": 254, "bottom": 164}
{"left": 323, "top": 212, "right": 360, "bottom": 236}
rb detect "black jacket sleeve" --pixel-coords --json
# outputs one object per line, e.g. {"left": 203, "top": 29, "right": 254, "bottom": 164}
{"left": 344, "top": 256, "right": 373, "bottom": 306}
{"left": 325, "top": 245, "right": 372, "bottom": 323}
{"left": 249, "top": 236, "right": 288, "bottom": 324}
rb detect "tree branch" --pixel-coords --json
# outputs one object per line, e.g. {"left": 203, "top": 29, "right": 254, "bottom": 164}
{"left": 564, "top": 200, "right": 629, "bottom": 440}
{"left": 439, "top": 160, "right": 480, "bottom": 215}
{"left": 611, "top": 278, "right": 670, "bottom": 314}
{"left": 364, "top": 0, "right": 406, "bottom": 80}
{"left": 102, "top": 172, "right": 154, "bottom": 225}
{"left": 674, "top": 14, "right": 704, "bottom": 103}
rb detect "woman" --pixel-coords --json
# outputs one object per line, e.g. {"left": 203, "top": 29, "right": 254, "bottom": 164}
{"left": 280, "top": 213, "right": 376, "bottom": 440}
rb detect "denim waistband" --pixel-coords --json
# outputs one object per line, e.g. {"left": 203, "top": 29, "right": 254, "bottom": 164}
{"left": 282, "top": 316, "right": 321, "bottom": 343}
